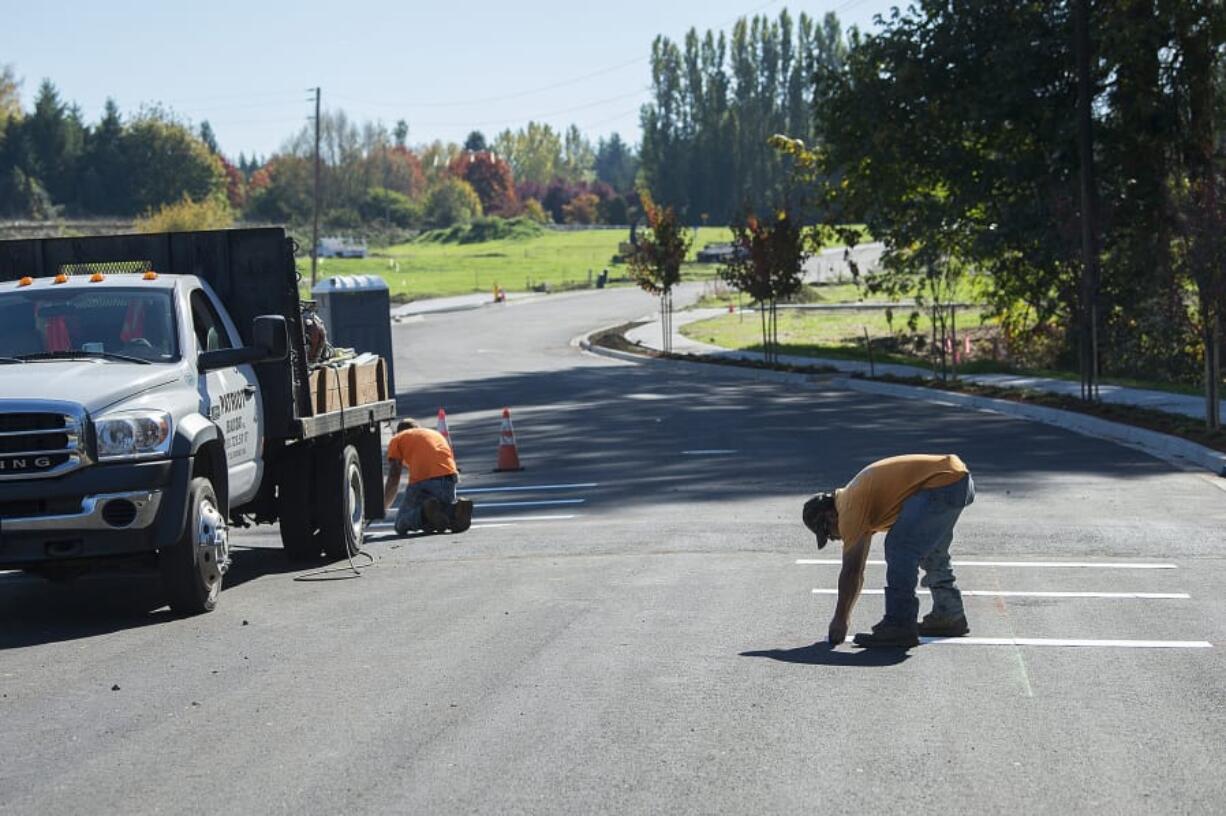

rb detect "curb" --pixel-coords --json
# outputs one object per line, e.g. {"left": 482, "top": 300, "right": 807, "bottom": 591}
{"left": 576, "top": 327, "right": 834, "bottom": 386}
{"left": 575, "top": 326, "right": 1226, "bottom": 478}
{"left": 836, "top": 377, "right": 1226, "bottom": 478}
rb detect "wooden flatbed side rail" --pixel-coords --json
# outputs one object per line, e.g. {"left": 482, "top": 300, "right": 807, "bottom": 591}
{"left": 296, "top": 399, "right": 396, "bottom": 439}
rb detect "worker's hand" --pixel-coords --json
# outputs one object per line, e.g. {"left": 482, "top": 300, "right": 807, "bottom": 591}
{"left": 827, "top": 615, "right": 848, "bottom": 647}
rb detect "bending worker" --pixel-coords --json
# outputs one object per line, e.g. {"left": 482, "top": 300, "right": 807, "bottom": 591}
{"left": 802, "top": 454, "right": 974, "bottom": 648}
{"left": 383, "top": 418, "right": 473, "bottom": 535}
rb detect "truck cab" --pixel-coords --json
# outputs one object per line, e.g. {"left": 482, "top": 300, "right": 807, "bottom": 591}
{"left": 0, "top": 229, "right": 395, "bottom": 614}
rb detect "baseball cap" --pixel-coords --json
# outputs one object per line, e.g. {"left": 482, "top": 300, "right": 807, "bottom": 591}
{"left": 802, "top": 492, "right": 836, "bottom": 549}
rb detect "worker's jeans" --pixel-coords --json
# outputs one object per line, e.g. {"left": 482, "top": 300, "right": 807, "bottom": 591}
{"left": 394, "top": 475, "right": 458, "bottom": 534}
{"left": 881, "top": 474, "right": 975, "bottom": 629}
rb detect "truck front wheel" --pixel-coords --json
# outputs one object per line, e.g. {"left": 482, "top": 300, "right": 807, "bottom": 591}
{"left": 317, "top": 443, "right": 365, "bottom": 561}
{"left": 161, "top": 476, "right": 228, "bottom": 615}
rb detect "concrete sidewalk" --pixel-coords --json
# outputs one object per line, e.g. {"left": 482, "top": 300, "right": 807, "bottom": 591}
{"left": 626, "top": 308, "right": 1225, "bottom": 422}
{"left": 391, "top": 291, "right": 528, "bottom": 318}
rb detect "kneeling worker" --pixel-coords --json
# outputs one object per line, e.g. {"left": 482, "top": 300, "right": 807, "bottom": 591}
{"left": 803, "top": 454, "right": 974, "bottom": 648}
{"left": 384, "top": 418, "right": 474, "bottom": 535}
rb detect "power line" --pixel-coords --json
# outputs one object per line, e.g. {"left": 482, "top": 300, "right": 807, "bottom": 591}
{"left": 326, "top": 0, "right": 783, "bottom": 112}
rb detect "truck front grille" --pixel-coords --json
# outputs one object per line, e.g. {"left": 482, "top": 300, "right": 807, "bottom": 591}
{"left": 0, "top": 405, "right": 88, "bottom": 481}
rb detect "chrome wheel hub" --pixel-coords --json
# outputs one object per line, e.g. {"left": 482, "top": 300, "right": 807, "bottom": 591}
{"left": 198, "top": 498, "right": 230, "bottom": 588}
{"left": 346, "top": 461, "right": 364, "bottom": 543}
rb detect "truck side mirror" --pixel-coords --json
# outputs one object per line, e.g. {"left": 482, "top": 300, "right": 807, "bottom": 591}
{"left": 198, "top": 315, "right": 289, "bottom": 371}
{"left": 252, "top": 315, "right": 288, "bottom": 362}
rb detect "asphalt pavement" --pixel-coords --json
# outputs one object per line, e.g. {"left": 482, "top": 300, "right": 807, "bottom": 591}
{"left": 3, "top": 285, "right": 1226, "bottom": 814}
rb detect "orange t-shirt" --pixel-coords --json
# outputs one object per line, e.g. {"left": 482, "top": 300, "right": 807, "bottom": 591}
{"left": 386, "top": 428, "right": 458, "bottom": 484}
{"left": 834, "top": 454, "right": 969, "bottom": 547}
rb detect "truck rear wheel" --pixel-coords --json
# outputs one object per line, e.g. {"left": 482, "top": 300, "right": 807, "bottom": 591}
{"left": 317, "top": 443, "right": 365, "bottom": 561}
{"left": 278, "top": 453, "right": 321, "bottom": 561}
{"left": 161, "top": 476, "right": 227, "bottom": 615}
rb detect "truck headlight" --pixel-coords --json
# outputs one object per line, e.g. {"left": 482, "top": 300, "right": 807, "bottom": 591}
{"left": 94, "top": 410, "right": 173, "bottom": 460}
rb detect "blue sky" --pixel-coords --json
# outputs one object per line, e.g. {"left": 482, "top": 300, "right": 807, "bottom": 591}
{"left": 2, "top": 0, "right": 901, "bottom": 159}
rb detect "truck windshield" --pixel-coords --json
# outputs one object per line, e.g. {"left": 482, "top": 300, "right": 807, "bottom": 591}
{"left": 0, "top": 288, "right": 179, "bottom": 363}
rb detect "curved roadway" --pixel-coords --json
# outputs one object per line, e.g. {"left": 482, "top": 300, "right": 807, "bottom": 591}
{"left": 3, "top": 286, "right": 1225, "bottom": 814}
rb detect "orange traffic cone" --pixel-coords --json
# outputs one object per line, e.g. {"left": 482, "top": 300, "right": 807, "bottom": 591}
{"left": 494, "top": 407, "right": 524, "bottom": 472}
{"left": 436, "top": 407, "right": 453, "bottom": 451}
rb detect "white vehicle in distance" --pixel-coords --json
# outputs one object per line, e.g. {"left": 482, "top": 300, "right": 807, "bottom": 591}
{"left": 316, "top": 236, "right": 368, "bottom": 259}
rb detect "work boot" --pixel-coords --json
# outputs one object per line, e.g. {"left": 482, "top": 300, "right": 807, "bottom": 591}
{"left": 918, "top": 613, "right": 970, "bottom": 637}
{"left": 853, "top": 621, "right": 920, "bottom": 649}
{"left": 422, "top": 498, "right": 449, "bottom": 533}
{"left": 450, "top": 499, "right": 474, "bottom": 533}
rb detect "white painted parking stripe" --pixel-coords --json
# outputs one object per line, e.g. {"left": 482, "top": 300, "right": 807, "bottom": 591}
{"left": 812, "top": 589, "right": 1190, "bottom": 599}
{"left": 475, "top": 499, "right": 585, "bottom": 509}
{"left": 796, "top": 559, "right": 1177, "bottom": 569}
{"left": 682, "top": 449, "right": 738, "bottom": 455}
{"left": 458, "top": 483, "right": 598, "bottom": 494}
{"left": 837, "top": 636, "right": 1213, "bottom": 649}
{"left": 476, "top": 514, "right": 580, "bottom": 522}
{"left": 368, "top": 514, "right": 578, "bottom": 530}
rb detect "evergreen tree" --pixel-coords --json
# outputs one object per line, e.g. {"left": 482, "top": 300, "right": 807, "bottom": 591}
{"left": 79, "top": 98, "right": 128, "bottom": 213}
{"left": 463, "top": 130, "right": 487, "bottom": 152}
{"left": 199, "top": 120, "right": 219, "bottom": 154}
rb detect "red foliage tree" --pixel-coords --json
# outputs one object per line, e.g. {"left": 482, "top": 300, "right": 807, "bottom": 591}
{"left": 379, "top": 146, "right": 427, "bottom": 200}
{"left": 449, "top": 151, "right": 518, "bottom": 216}
{"left": 218, "top": 155, "right": 246, "bottom": 209}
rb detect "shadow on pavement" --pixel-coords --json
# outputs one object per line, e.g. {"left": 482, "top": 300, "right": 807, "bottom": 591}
{"left": 390, "top": 359, "right": 1179, "bottom": 525}
{"left": 740, "top": 641, "right": 911, "bottom": 667}
{"left": 0, "top": 545, "right": 325, "bottom": 649}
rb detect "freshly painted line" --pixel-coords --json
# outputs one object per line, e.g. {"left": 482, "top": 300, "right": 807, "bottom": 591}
{"left": 813, "top": 589, "right": 1190, "bottom": 599}
{"left": 796, "top": 559, "right": 1177, "bottom": 570}
{"left": 474, "top": 499, "right": 585, "bottom": 509}
{"left": 368, "top": 514, "right": 578, "bottom": 529}
{"left": 681, "top": 449, "right": 738, "bottom": 455}
{"left": 458, "top": 482, "right": 598, "bottom": 494}
{"left": 836, "top": 636, "right": 1213, "bottom": 649}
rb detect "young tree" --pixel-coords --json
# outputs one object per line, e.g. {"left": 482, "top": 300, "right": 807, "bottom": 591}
{"left": 628, "top": 189, "right": 692, "bottom": 352}
{"left": 721, "top": 209, "right": 807, "bottom": 363}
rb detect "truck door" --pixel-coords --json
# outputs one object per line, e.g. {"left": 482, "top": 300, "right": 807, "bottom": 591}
{"left": 190, "top": 289, "right": 262, "bottom": 506}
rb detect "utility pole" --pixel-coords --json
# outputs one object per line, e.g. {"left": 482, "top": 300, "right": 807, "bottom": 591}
{"left": 310, "top": 86, "right": 322, "bottom": 288}
{"left": 1074, "top": 0, "right": 1100, "bottom": 401}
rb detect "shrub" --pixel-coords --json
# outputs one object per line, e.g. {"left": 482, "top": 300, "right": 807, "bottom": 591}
{"left": 425, "top": 177, "right": 483, "bottom": 227}
{"left": 521, "top": 197, "right": 550, "bottom": 224}
{"left": 361, "top": 187, "right": 421, "bottom": 227}
{"left": 563, "top": 192, "right": 600, "bottom": 224}
{"left": 414, "top": 216, "right": 543, "bottom": 244}
{"left": 134, "top": 194, "right": 233, "bottom": 233}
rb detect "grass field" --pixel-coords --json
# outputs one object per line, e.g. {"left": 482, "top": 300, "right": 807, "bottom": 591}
{"left": 681, "top": 298, "right": 1203, "bottom": 396}
{"left": 298, "top": 227, "right": 736, "bottom": 302}
{"left": 681, "top": 305, "right": 997, "bottom": 369}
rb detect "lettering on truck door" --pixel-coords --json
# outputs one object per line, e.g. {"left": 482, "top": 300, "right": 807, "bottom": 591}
{"left": 190, "top": 288, "right": 262, "bottom": 505}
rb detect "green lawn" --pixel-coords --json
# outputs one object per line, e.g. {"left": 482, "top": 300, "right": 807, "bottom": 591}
{"left": 298, "top": 225, "right": 871, "bottom": 302}
{"left": 299, "top": 227, "right": 736, "bottom": 302}
{"left": 681, "top": 306, "right": 997, "bottom": 370}
{"left": 680, "top": 305, "right": 1205, "bottom": 396}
